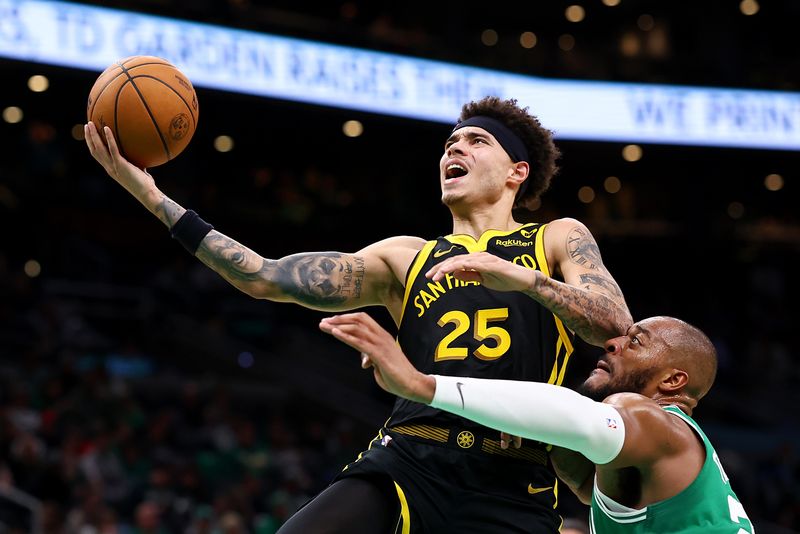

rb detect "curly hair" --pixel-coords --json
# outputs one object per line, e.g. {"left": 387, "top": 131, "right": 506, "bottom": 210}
{"left": 459, "top": 96, "right": 560, "bottom": 209}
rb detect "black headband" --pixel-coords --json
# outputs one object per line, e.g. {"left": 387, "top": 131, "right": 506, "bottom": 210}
{"left": 452, "top": 115, "right": 531, "bottom": 200}
{"left": 452, "top": 116, "right": 529, "bottom": 164}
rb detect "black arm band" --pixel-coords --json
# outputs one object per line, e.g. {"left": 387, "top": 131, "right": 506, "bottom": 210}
{"left": 170, "top": 210, "right": 214, "bottom": 254}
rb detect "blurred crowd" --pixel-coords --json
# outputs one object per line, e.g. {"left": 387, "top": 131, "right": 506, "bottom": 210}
{"left": 0, "top": 344, "right": 365, "bottom": 533}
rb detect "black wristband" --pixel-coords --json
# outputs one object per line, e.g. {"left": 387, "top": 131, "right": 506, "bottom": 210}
{"left": 170, "top": 210, "right": 214, "bottom": 254}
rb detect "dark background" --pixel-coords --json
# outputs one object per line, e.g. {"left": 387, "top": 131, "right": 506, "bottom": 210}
{"left": 0, "top": 1, "right": 798, "bottom": 532}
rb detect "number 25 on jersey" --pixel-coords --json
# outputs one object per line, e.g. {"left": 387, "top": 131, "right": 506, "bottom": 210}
{"left": 435, "top": 307, "right": 511, "bottom": 361}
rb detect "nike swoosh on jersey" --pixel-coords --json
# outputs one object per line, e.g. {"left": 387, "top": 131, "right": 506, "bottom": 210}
{"left": 433, "top": 245, "right": 457, "bottom": 258}
{"left": 527, "top": 485, "right": 554, "bottom": 495}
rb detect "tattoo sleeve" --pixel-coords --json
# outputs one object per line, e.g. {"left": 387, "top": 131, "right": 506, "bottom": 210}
{"left": 566, "top": 226, "right": 603, "bottom": 270}
{"left": 525, "top": 275, "right": 631, "bottom": 347}
{"left": 195, "top": 231, "right": 367, "bottom": 309}
{"left": 579, "top": 273, "right": 623, "bottom": 299}
{"left": 524, "top": 225, "right": 632, "bottom": 346}
{"left": 152, "top": 194, "right": 186, "bottom": 228}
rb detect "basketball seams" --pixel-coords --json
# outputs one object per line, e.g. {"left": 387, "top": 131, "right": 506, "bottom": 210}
{"left": 112, "top": 80, "right": 129, "bottom": 160}
{"left": 124, "top": 62, "right": 178, "bottom": 72}
{"left": 121, "top": 57, "right": 173, "bottom": 68}
{"left": 118, "top": 63, "right": 172, "bottom": 161}
{"left": 87, "top": 66, "right": 124, "bottom": 119}
{"left": 129, "top": 75, "right": 198, "bottom": 127}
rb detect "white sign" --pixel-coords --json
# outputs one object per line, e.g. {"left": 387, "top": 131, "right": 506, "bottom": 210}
{"left": 2, "top": 0, "right": 799, "bottom": 150}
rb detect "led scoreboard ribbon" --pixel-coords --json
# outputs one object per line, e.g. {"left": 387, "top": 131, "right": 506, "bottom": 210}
{"left": 2, "top": 0, "right": 799, "bottom": 150}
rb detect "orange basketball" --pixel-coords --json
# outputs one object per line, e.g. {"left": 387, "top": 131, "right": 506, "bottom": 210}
{"left": 87, "top": 56, "right": 199, "bottom": 168}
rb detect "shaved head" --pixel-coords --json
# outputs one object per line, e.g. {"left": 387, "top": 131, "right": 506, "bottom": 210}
{"left": 581, "top": 316, "right": 718, "bottom": 412}
{"left": 645, "top": 316, "right": 718, "bottom": 402}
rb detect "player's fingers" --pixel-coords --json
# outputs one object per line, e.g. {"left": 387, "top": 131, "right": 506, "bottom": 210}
{"left": 319, "top": 315, "right": 360, "bottom": 334}
{"left": 321, "top": 317, "right": 382, "bottom": 352}
{"left": 337, "top": 311, "right": 377, "bottom": 330}
{"left": 84, "top": 123, "right": 105, "bottom": 159}
{"left": 85, "top": 123, "right": 116, "bottom": 174}
{"left": 84, "top": 123, "right": 96, "bottom": 152}
{"left": 318, "top": 319, "right": 337, "bottom": 334}
{"left": 325, "top": 325, "right": 368, "bottom": 352}
{"left": 435, "top": 257, "right": 476, "bottom": 274}
{"left": 512, "top": 435, "right": 522, "bottom": 449}
{"left": 452, "top": 269, "right": 483, "bottom": 283}
{"left": 321, "top": 312, "right": 369, "bottom": 327}
{"left": 323, "top": 313, "right": 388, "bottom": 345}
{"left": 425, "top": 263, "right": 442, "bottom": 279}
{"left": 331, "top": 323, "right": 367, "bottom": 338}
{"left": 427, "top": 260, "right": 461, "bottom": 280}
{"left": 325, "top": 322, "right": 366, "bottom": 342}
{"left": 103, "top": 126, "right": 123, "bottom": 161}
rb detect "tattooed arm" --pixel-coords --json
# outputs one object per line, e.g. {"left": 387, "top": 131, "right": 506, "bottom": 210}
{"left": 84, "top": 121, "right": 422, "bottom": 316}
{"left": 195, "top": 232, "right": 423, "bottom": 315}
{"left": 534, "top": 218, "right": 632, "bottom": 346}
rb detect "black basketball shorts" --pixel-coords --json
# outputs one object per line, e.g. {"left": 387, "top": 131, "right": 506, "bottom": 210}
{"left": 334, "top": 424, "right": 562, "bottom": 534}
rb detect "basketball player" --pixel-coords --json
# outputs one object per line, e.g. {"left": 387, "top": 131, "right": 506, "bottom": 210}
{"left": 85, "top": 96, "right": 632, "bottom": 533}
{"left": 320, "top": 312, "right": 754, "bottom": 534}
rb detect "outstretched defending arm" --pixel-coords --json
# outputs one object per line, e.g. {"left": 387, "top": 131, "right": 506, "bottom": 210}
{"left": 429, "top": 376, "right": 625, "bottom": 464}
{"left": 319, "top": 312, "right": 625, "bottom": 464}
{"left": 85, "top": 123, "right": 418, "bottom": 313}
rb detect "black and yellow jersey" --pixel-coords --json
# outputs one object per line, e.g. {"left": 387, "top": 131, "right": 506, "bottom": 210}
{"left": 389, "top": 223, "right": 575, "bottom": 430}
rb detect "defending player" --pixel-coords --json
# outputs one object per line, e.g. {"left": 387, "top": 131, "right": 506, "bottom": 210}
{"left": 85, "top": 97, "right": 632, "bottom": 533}
{"left": 320, "top": 312, "right": 754, "bottom": 534}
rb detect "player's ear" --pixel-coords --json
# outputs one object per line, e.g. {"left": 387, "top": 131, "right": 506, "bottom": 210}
{"left": 508, "top": 161, "right": 529, "bottom": 186}
{"left": 659, "top": 369, "right": 689, "bottom": 393}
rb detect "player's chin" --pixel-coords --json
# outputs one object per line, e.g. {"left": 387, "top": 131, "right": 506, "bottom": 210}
{"left": 441, "top": 191, "right": 464, "bottom": 206}
{"left": 579, "top": 373, "right": 608, "bottom": 397}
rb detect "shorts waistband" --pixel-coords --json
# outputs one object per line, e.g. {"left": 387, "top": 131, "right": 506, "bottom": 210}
{"left": 387, "top": 424, "right": 548, "bottom": 465}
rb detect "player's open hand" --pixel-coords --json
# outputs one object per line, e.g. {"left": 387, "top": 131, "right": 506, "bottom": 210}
{"left": 425, "top": 251, "right": 536, "bottom": 293}
{"left": 84, "top": 122, "right": 156, "bottom": 199}
{"left": 320, "top": 313, "right": 436, "bottom": 404}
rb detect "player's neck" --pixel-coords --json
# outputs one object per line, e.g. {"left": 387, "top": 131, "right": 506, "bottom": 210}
{"left": 655, "top": 396, "right": 694, "bottom": 417}
{"left": 450, "top": 206, "right": 520, "bottom": 239}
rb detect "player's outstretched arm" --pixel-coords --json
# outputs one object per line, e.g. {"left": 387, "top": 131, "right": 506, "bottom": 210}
{"left": 85, "top": 122, "right": 419, "bottom": 312}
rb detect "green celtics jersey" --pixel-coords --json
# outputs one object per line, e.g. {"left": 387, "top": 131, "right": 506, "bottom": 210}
{"left": 590, "top": 406, "right": 754, "bottom": 534}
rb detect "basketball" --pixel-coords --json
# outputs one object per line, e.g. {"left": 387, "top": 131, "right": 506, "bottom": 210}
{"left": 86, "top": 56, "right": 199, "bottom": 168}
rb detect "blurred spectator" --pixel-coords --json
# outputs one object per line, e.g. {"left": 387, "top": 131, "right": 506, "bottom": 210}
{"left": 132, "top": 501, "right": 167, "bottom": 534}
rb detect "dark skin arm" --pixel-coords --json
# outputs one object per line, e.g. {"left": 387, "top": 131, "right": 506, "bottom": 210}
{"left": 550, "top": 446, "right": 595, "bottom": 505}
{"left": 551, "top": 392, "right": 706, "bottom": 508}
